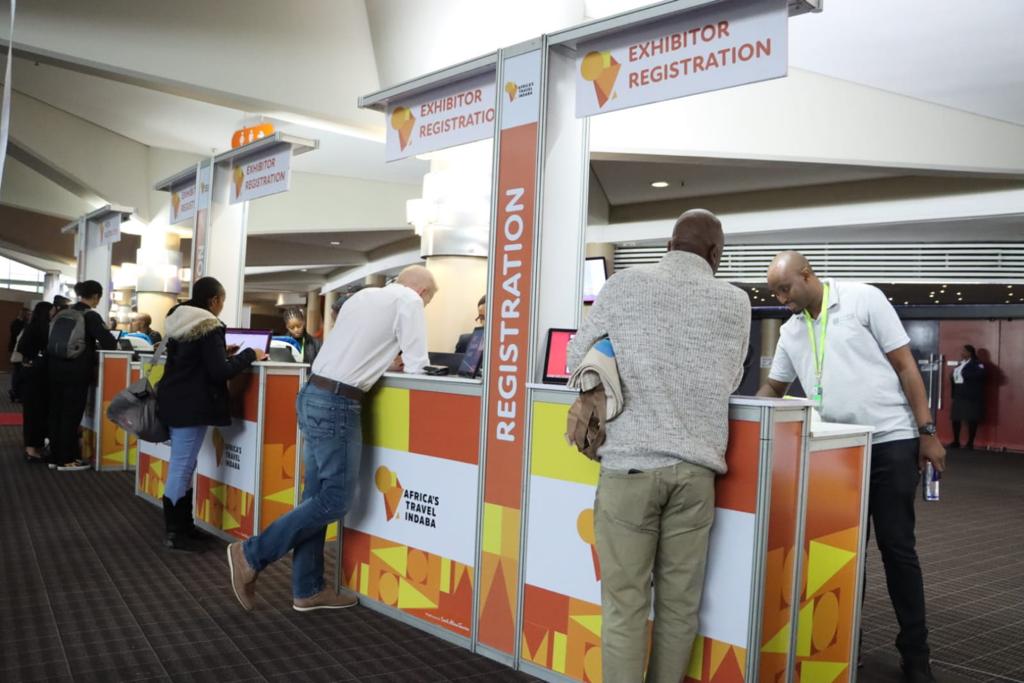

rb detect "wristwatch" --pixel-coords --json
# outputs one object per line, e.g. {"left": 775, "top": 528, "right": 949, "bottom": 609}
{"left": 918, "top": 422, "right": 937, "bottom": 437}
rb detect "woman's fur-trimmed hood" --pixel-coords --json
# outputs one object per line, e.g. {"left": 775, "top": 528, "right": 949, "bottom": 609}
{"left": 164, "top": 305, "right": 222, "bottom": 341}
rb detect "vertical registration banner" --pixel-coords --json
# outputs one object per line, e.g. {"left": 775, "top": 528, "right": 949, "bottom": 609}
{"left": 477, "top": 47, "right": 543, "bottom": 656}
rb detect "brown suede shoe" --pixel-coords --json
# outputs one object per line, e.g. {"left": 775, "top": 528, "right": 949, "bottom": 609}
{"left": 293, "top": 589, "right": 359, "bottom": 612}
{"left": 227, "top": 542, "right": 258, "bottom": 611}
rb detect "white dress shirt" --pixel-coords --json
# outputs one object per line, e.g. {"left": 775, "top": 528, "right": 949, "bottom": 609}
{"left": 311, "top": 283, "right": 429, "bottom": 391}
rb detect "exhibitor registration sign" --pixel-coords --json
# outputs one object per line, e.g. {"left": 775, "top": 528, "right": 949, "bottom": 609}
{"left": 385, "top": 72, "right": 496, "bottom": 162}
{"left": 575, "top": 0, "right": 788, "bottom": 117}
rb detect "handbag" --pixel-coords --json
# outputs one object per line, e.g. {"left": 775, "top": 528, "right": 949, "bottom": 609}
{"left": 106, "top": 342, "right": 170, "bottom": 443}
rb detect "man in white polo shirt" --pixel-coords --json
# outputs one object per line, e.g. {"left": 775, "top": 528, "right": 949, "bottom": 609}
{"left": 757, "top": 251, "right": 944, "bottom": 683}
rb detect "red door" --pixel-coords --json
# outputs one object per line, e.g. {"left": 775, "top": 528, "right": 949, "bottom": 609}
{"left": 936, "top": 321, "right": 1001, "bottom": 449}
{"left": 996, "top": 320, "right": 1024, "bottom": 452}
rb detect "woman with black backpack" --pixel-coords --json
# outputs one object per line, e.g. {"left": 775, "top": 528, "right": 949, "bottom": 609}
{"left": 17, "top": 301, "right": 53, "bottom": 463}
{"left": 157, "top": 277, "right": 267, "bottom": 552}
{"left": 47, "top": 280, "right": 118, "bottom": 471}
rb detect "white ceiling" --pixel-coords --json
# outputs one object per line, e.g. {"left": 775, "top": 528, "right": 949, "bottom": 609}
{"left": 6, "top": 57, "right": 428, "bottom": 185}
{"left": 590, "top": 156, "right": 905, "bottom": 205}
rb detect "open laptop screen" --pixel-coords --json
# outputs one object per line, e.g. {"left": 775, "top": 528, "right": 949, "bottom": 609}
{"left": 224, "top": 328, "right": 272, "bottom": 356}
{"left": 543, "top": 328, "right": 577, "bottom": 384}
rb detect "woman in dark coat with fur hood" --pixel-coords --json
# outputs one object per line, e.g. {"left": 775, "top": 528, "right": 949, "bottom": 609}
{"left": 157, "top": 277, "right": 267, "bottom": 551}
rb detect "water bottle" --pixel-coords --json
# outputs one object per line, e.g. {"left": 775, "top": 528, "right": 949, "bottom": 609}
{"left": 922, "top": 461, "right": 941, "bottom": 502}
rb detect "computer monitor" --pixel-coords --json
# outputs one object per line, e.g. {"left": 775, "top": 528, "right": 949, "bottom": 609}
{"left": 224, "top": 328, "right": 272, "bottom": 356}
{"left": 583, "top": 257, "right": 608, "bottom": 304}
{"left": 458, "top": 327, "right": 485, "bottom": 377}
{"left": 543, "top": 328, "right": 577, "bottom": 385}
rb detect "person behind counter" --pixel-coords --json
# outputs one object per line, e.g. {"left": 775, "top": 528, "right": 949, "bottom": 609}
{"left": 157, "top": 277, "right": 268, "bottom": 552}
{"left": 757, "top": 251, "right": 944, "bottom": 683}
{"left": 17, "top": 301, "right": 53, "bottom": 463}
{"left": 949, "top": 344, "right": 986, "bottom": 450}
{"left": 283, "top": 307, "right": 321, "bottom": 363}
{"left": 454, "top": 295, "right": 486, "bottom": 353}
{"left": 227, "top": 265, "right": 436, "bottom": 612}
{"left": 567, "top": 209, "right": 750, "bottom": 683}
{"left": 47, "top": 281, "right": 118, "bottom": 471}
{"left": 132, "top": 312, "right": 163, "bottom": 344}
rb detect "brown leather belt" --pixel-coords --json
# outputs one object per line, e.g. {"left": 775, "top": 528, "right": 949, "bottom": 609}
{"left": 308, "top": 374, "right": 364, "bottom": 401}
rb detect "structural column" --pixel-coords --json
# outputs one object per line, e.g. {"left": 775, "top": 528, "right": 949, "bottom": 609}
{"left": 136, "top": 229, "right": 183, "bottom": 334}
{"left": 306, "top": 289, "right": 322, "bottom": 337}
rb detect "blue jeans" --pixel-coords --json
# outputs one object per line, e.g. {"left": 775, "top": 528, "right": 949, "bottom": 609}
{"left": 243, "top": 383, "right": 362, "bottom": 599}
{"left": 166, "top": 425, "right": 208, "bottom": 504}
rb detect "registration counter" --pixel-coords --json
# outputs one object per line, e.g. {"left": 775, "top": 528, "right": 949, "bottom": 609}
{"left": 337, "top": 379, "right": 872, "bottom": 682}
{"left": 339, "top": 373, "right": 484, "bottom": 647}
{"left": 133, "top": 358, "right": 308, "bottom": 542}
{"left": 92, "top": 350, "right": 136, "bottom": 472}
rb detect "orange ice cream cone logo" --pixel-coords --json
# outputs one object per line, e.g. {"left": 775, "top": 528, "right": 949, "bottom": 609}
{"left": 171, "top": 191, "right": 181, "bottom": 216}
{"left": 390, "top": 106, "right": 416, "bottom": 151}
{"left": 580, "top": 50, "right": 621, "bottom": 108}
{"left": 577, "top": 508, "right": 600, "bottom": 581}
{"left": 505, "top": 81, "right": 518, "bottom": 102}
{"left": 213, "top": 428, "right": 225, "bottom": 468}
{"left": 375, "top": 466, "right": 405, "bottom": 521}
{"left": 232, "top": 165, "right": 245, "bottom": 199}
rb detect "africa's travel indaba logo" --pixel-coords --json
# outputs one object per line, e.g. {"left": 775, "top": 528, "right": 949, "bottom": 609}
{"left": 580, "top": 50, "right": 621, "bottom": 108}
{"left": 375, "top": 465, "right": 404, "bottom": 521}
{"left": 577, "top": 508, "right": 600, "bottom": 581}
{"left": 390, "top": 106, "right": 416, "bottom": 151}
{"left": 232, "top": 165, "right": 245, "bottom": 199}
{"left": 504, "top": 81, "right": 517, "bottom": 102}
{"left": 213, "top": 427, "right": 225, "bottom": 468}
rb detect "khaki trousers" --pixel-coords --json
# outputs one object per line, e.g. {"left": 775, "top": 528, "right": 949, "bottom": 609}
{"left": 595, "top": 460, "right": 715, "bottom": 683}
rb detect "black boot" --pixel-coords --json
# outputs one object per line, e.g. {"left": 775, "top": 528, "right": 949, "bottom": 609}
{"left": 162, "top": 496, "right": 205, "bottom": 553}
{"left": 179, "top": 489, "right": 215, "bottom": 542}
{"left": 901, "top": 655, "right": 936, "bottom": 683}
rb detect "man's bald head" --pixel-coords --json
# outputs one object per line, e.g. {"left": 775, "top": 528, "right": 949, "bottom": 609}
{"left": 768, "top": 251, "right": 813, "bottom": 280}
{"left": 766, "top": 250, "right": 822, "bottom": 315}
{"left": 668, "top": 209, "right": 725, "bottom": 272}
{"left": 396, "top": 265, "right": 438, "bottom": 305}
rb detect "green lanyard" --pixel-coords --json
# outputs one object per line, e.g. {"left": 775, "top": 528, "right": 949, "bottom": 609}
{"left": 802, "top": 283, "right": 830, "bottom": 407}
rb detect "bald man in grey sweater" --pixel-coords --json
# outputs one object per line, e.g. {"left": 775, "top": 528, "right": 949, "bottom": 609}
{"left": 567, "top": 209, "right": 750, "bottom": 683}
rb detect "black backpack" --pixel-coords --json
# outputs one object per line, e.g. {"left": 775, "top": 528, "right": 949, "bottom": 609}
{"left": 48, "top": 307, "right": 88, "bottom": 360}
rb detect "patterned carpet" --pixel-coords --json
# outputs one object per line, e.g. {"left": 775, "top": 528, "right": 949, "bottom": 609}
{"left": 0, "top": 377, "right": 1020, "bottom": 682}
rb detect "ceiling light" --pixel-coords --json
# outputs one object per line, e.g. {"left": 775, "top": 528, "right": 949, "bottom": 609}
{"left": 650, "top": 181, "right": 669, "bottom": 188}
{"left": 957, "top": 297, "right": 962, "bottom": 301}
{"left": 888, "top": 297, "right": 893, "bottom": 301}
{"left": 1008, "top": 285, "right": 1014, "bottom": 289}
{"left": 301, "top": 268, "right": 308, "bottom": 272}
{"left": 330, "top": 241, "right": 341, "bottom": 246}
{"left": 956, "top": 291, "right": 962, "bottom": 296}
{"left": 904, "top": 301, "right": 909, "bottom": 305}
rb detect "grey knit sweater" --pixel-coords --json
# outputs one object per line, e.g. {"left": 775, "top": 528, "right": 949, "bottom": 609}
{"left": 567, "top": 251, "right": 751, "bottom": 474}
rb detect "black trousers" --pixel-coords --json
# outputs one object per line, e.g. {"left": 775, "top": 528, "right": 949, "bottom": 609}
{"left": 951, "top": 420, "right": 978, "bottom": 447}
{"left": 868, "top": 438, "right": 930, "bottom": 659}
{"left": 48, "top": 380, "right": 89, "bottom": 465}
{"left": 21, "top": 365, "right": 49, "bottom": 449}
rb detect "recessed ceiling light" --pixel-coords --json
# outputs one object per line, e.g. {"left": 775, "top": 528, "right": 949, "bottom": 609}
{"left": 650, "top": 181, "right": 669, "bottom": 188}
{"left": 1008, "top": 285, "right": 1014, "bottom": 289}
{"left": 888, "top": 297, "right": 893, "bottom": 301}
{"left": 301, "top": 268, "right": 308, "bottom": 272}
{"left": 957, "top": 297, "right": 962, "bottom": 301}
{"left": 330, "top": 241, "right": 341, "bottom": 246}
{"left": 904, "top": 301, "right": 909, "bottom": 304}
{"left": 956, "top": 291, "right": 962, "bottom": 296}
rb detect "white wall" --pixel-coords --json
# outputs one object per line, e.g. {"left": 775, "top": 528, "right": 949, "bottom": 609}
{"left": 590, "top": 68, "right": 1024, "bottom": 175}
{"left": 247, "top": 171, "right": 420, "bottom": 233}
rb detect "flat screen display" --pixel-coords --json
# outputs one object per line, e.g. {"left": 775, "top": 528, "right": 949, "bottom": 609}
{"left": 224, "top": 328, "right": 272, "bottom": 356}
{"left": 583, "top": 257, "right": 608, "bottom": 304}
{"left": 543, "top": 328, "right": 577, "bottom": 384}
{"left": 458, "top": 327, "right": 485, "bottom": 377}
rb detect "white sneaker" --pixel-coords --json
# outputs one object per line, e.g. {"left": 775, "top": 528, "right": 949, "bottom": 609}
{"left": 58, "top": 460, "right": 91, "bottom": 472}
